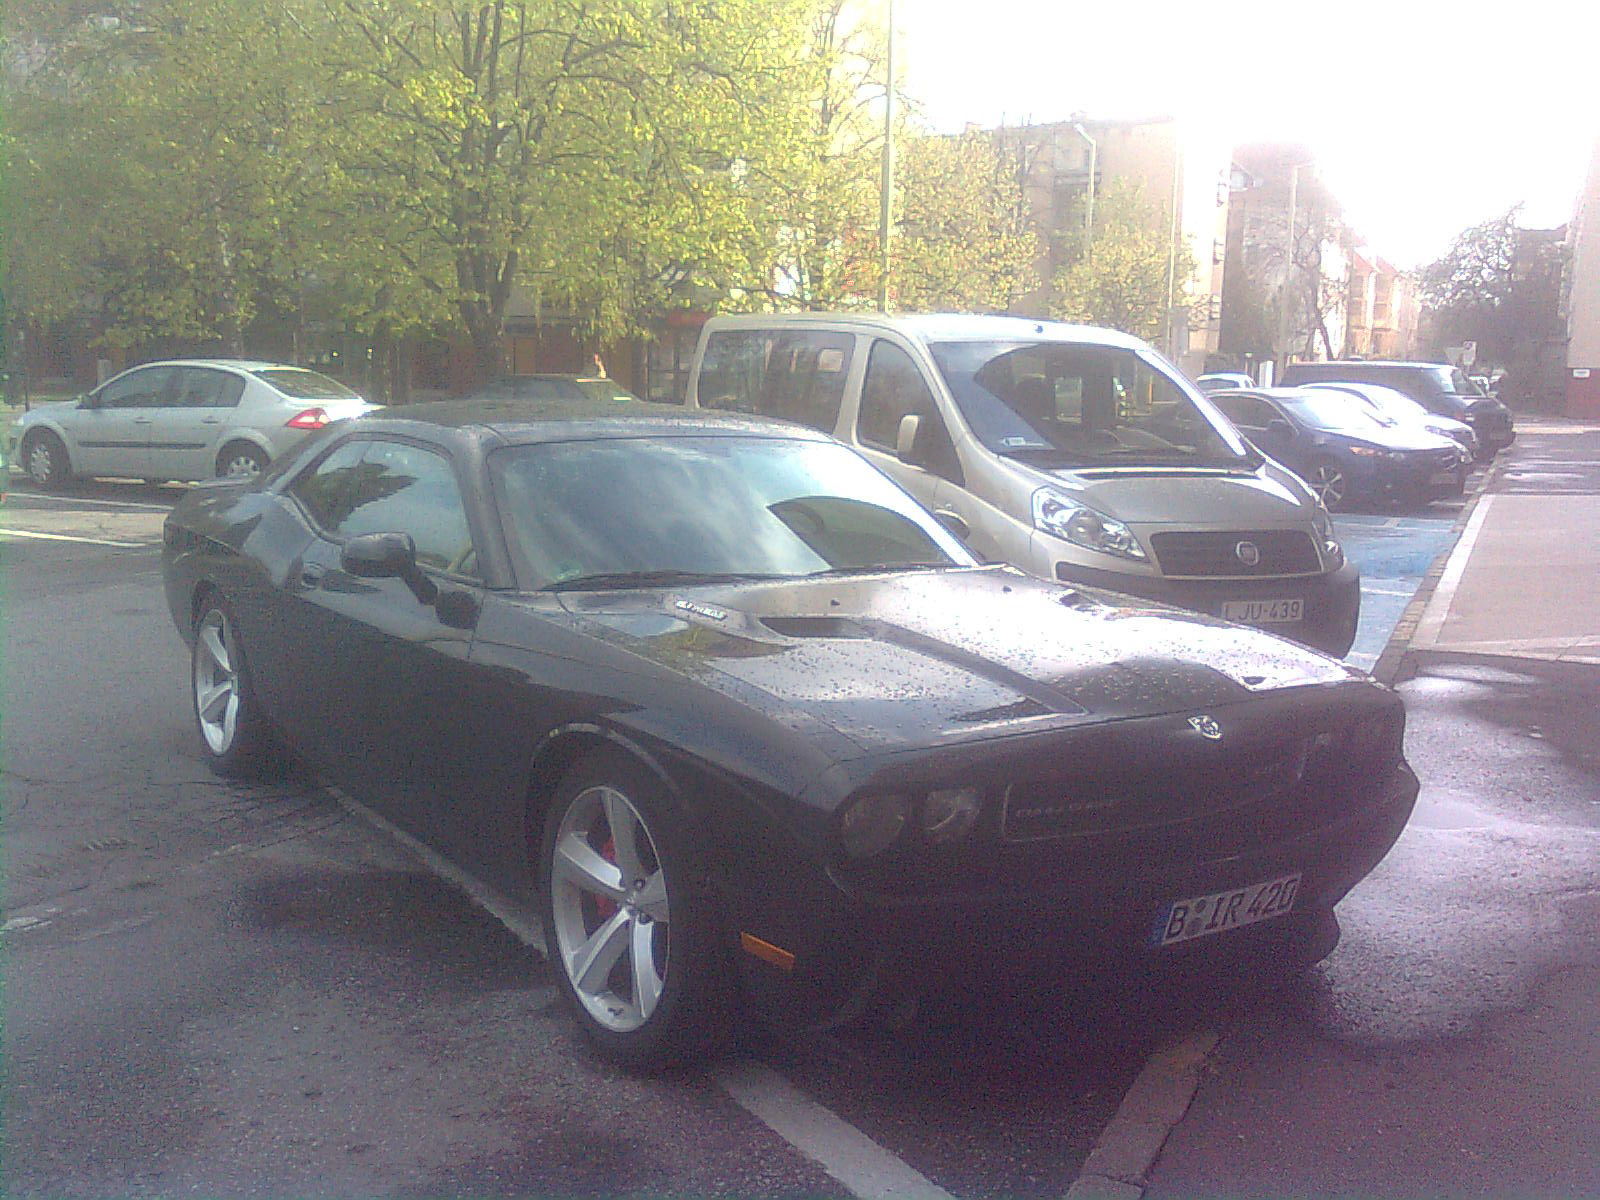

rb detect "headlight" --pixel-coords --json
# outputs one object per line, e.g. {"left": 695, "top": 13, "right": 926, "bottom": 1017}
{"left": 1347, "top": 444, "right": 1383, "bottom": 458}
{"left": 1031, "top": 488, "right": 1146, "bottom": 561}
{"left": 920, "top": 788, "right": 981, "bottom": 844}
{"left": 1312, "top": 502, "right": 1343, "bottom": 569}
{"left": 839, "top": 793, "right": 911, "bottom": 859}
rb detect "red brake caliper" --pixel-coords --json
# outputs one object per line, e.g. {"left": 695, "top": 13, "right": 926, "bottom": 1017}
{"left": 593, "top": 835, "right": 619, "bottom": 921}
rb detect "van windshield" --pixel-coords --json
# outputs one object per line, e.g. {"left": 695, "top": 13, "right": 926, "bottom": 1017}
{"left": 928, "top": 341, "right": 1256, "bottom": 469}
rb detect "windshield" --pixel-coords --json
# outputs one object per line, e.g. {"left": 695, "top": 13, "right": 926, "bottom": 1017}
{"left": 491, "top": 436, "right": 974, "bottom": 590}
{"left": 1284, "top": 392, "right": 1393, "bottom": 434}
{"left": 928, "top": 341, "right": 1255, "bottom": 469}
{"left": 254, "top": 368, "right": 363, "bottom": 400}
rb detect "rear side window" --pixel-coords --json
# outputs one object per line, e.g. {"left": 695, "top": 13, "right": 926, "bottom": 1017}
{"left": 173, "top": 367, "right": 246, "bottom": 408}
{"left": 696, "top": 330, "right": 853, "bottom": 434}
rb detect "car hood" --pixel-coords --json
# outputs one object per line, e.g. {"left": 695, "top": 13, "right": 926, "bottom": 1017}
{"left": 13, "top": 400, "right": 80, "bottom": 426}
{"left": 1342, "top": 425, "right": 1459, "bottom": 452}
{"left": 555, "top": 567, "right": 1359, "bottom": 755}
{"left": 1039, "top": 462, "right": 1310, "bottom": 526}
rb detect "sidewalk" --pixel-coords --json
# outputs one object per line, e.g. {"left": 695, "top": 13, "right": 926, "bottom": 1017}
{"left": 1143, "top": 427, "right": 1600, "bottom": 1199}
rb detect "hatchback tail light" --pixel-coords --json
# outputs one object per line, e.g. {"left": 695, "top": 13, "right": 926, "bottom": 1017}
{"left": 285, "top": 407, "right": 330, "bottom": 430}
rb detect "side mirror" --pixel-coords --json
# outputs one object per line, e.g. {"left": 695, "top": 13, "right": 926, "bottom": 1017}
{"left": 896, "top": 413, "right": 923, "bottom": 465}
{"left": 78, "top": 392, "right": 99, "bottom": 410}
{"left": 341, "top": 531, "right": 438, "bottom": 605}
{"left": 932, "top": 507, "right": 971, "bottom": 542}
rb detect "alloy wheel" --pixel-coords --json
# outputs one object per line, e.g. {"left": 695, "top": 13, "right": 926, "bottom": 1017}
{"left": 26, "top": 438, "right": 58, "bottom": 487}
{"left": 193, "top": 609, "right": 241, "bottom": 755}
{"left": 1309, "top": 463, "right": 1346, "bottom": 510}
{"left": 222, "top": 450, "right": 264, "bottom": 479}
{"left": 549, "top": 784, "right": 670, "bottom": 1034}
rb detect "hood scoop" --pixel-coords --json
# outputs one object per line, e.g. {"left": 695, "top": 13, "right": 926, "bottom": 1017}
{"left": 760, "top": 615, "right": 871, "bottom": 639}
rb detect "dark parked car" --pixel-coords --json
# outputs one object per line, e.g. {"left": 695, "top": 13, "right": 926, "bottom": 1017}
{"left": 163, "top": 398, "right": 1419, "bottom": 1069}
{"left": 472, "top": 374, "right": 638, "bottom": 403}
{"left": 1278, "top": 360, "right": 1514, "bottom": 456}
{"left": 1298, "top": 381, "right": 1480, "bottom": 460}
{"left": 1210, "top": 388, "right": 1469, "bottom": 511}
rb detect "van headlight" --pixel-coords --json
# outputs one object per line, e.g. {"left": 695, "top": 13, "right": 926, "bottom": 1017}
{"left": 1031, "top": 488, "right": 1146, "bottom": 562}
{"left": 1313, "top": 503, "right": 1343, "bottom": 569}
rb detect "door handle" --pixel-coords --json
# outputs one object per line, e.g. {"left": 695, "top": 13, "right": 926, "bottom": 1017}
{"left": 133, "top": 417, "right": 154, "bottom": 425}
{"left": 200, "top": 417, "right": 222, "bottom": 425}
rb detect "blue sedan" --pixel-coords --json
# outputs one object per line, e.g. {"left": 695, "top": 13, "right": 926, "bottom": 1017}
{"left": 1209, "top": 388, "right": 1469, "bottom": 511}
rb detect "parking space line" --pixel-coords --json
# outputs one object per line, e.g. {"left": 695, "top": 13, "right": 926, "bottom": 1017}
{"left": 325, "top": 783, "right": 952, "bottom": 1200}
{"left": 716, "top": 1061, "right": 958, "bottom": 1200}
{"left": 1, "top": 491, "right": 176, "bottom": 513}
{"left": 0, "top": 528, "right": 151, "bottom": 548}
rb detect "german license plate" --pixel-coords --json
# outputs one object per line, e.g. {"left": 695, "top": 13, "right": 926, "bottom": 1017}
{"left": 1220, "top": 597, "right": 1302, "bottom": 624}
{"left": 1429, "top": 470, "right": 1458, "bottom": 486}
{"left": 1154, "top": 871, "right": 1301, "bottom": 947}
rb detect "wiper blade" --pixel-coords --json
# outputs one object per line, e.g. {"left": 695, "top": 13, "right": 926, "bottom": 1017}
{"left": 542, "top": 569, "right": 785, "bottom": 592}
{"left": 807, "top": 562, "right": 950, "bottom": 578}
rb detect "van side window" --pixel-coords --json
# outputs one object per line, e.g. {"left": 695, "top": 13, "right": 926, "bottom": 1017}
{"left": 857, "top": 340, "right": 963, "bottom": 483}
{"left": 696, "top": 330, "right": 853, "bottom": 434}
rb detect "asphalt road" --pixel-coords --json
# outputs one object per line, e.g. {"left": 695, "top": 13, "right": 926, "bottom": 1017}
{"left": 0, "top": 457, "right": 1567, "bottom": 1200}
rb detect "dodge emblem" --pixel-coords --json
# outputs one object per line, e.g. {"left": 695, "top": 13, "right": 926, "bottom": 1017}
{"left": 1234, "top": 540, "right": 1261, "bottom": 567}
{"left": 1188, "top": 714, "right": 1223, "bottom": 740}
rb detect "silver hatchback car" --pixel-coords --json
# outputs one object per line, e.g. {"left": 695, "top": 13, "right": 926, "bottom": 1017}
{"left": 8, "top": 359, "right": 376, "bottom": 488}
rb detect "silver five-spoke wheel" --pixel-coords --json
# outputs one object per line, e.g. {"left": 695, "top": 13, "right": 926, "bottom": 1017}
{"left": 193, "top": 609, "right": 241, "bottom": 755}
{"left": 1308, "top": 462, "right": 1347, "bottom": 510}
{"left": 549, "top": 784, "right": 670, "bottom": 1033}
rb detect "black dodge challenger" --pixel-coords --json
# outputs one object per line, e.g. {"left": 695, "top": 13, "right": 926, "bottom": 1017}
{"left": 162, "top": 398, "right": 1419, "bottom": 1069}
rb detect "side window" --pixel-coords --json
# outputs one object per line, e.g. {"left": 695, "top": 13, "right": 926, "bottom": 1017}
{"left": 98, "top": 367, "right": 177, "bottom": 409}
{"left": 856, "top": 340, "right": 962, "bottom": 483}
{"left": 336, "top": 441, "right": 479, "bottom": 578}
{"left": 173, "top": 368, "right": 245, "bottom": 408}
{"left": 1212, "top": 395, "right": 1274, "bottom": 431}
{"left": 697, "top": 330, "right": 853, "bottom": 434}
{"left": 289, "top": 439, "right": 370, "bottom": 531}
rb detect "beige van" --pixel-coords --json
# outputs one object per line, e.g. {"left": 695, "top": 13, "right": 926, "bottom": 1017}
{"left": 684, "top": 313, "right": 1359, "bottom": 655}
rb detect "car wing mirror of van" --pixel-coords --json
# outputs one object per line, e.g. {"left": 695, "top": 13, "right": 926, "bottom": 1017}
{"left": 896, "top": 414, "right": 923, "bottom": 465}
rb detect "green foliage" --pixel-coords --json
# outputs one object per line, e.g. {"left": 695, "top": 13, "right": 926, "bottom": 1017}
{"left": 1050, "top": 180, "right": 1189, "bottom": 342}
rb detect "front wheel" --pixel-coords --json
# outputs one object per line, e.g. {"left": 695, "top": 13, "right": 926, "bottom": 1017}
{"left": 539, "top": 752, "right": 728, "bottom": 1071}
{"left": 191, "top": 598, "right": 280, "bottom": 776}
{"left": 21, "top": 431, "right": 71, "bottom": 490}
{"left": 1306, "top": 460, "right": 1349, "bottom": 511}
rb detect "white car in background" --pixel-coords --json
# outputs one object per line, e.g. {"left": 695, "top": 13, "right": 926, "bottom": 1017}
{"left": 7, "top": 360, "right": 377, "bottom": 489}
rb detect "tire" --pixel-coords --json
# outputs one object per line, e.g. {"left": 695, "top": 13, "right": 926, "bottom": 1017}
{"left": 1306, "top": 459, "right": 1349, "bottom": 511}
{"left": 216, "top": 442, "right": 268, "bottom": 480}
{"left": 191, "top": 596, "right": 281, "bottom": 776}
{"left": 538, "top": 750, "right": 729, "bottom": 1072}
{"left": 21, "top": 430, "right": 71, "bottom": 490}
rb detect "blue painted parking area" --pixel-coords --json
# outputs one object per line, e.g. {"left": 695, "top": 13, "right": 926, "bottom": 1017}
{"left": 1333, "top": 508, "right": 1464, "bottom": 670}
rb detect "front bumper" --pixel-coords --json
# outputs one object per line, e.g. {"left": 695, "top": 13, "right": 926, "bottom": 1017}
{"left": 736, "top": 761, "right": 1419, "bottom": 1025}
{"left": 1051, "top": 558, "right": 1361, "bottom": 657}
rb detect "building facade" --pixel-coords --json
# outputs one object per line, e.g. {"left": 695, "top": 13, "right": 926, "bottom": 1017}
{"left": 1566, "top": 140, "right": 1600, "bottom": 417}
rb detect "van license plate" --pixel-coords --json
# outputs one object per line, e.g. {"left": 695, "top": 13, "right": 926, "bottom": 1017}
{"left": 1221, "top": 598, "right": 1303, "bottom": 623}
{"left": 1155, "top": 871, "right": 1302, "bottom": 946}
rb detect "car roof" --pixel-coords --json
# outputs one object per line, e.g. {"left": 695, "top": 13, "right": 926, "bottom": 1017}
{"left": 356, "top": 396, "right": 833, "bottom": 447}
{"left": 1286, "top": 360, "right": 1449, "bottom": 370}
{"left": 702, "top": 311, "right": 1146, "bottom": 350}
{"left": 128, "top": 358, "right": 295, "bottom": 372}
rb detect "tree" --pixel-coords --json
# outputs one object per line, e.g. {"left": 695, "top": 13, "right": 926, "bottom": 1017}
{"left": 1050, "top": 180, "right": 1190, "bottom": 342}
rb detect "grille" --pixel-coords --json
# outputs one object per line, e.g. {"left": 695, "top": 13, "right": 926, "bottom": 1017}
{"left": 1149, "top": 529, "right": 1321, "bottom": 578}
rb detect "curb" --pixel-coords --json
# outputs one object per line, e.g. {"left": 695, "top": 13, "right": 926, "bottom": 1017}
{"left": 1369, "top": 457, "right": 1504, "bottom": 686}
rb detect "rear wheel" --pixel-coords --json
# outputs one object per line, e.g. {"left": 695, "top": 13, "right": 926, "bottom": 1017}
{"left": 1306, "top": 459, "right": 1348, "bottom": 511}
{"left": 21, "top": 431, "right": 70, "bottom": 490}
{"left": 539, "top": 751, "right": 728, "bottom": 1071}
{"left": 191, "top": 597, "right": 280, "bottom": 776}
{"left": 217, "top": 442, "right": 268, "bottom": 480}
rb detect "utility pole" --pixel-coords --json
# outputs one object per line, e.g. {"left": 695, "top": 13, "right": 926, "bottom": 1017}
{"left": 1070, "top": 116, "right": 1096, "bottom": 263}
{"left": 876, "top": 0, "right": 895, "bottom": 313}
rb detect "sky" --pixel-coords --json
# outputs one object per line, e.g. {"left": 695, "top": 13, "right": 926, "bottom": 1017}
{"left": 900, "top": 0, "right": 1600, "bottom": 268}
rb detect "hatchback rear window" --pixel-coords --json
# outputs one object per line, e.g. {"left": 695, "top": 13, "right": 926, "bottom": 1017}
{"left": 253, "top": 368, "right": 362, "bottom": 399}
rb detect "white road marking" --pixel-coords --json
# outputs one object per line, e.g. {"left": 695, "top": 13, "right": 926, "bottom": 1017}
{"left": 1411, "top": 493, "right": 1495, "bottom": 649}
{"left": 1, "top": 491, "right": 176, "bottom": 513}
{"left": 0, "top": 527, "right": 151, "bottom": 548}
{"left": 716, "top": 1061, "right": 959, "bottom": 1200}
{"left": 324, "top": 781, "right": 966, "bottom": 1200}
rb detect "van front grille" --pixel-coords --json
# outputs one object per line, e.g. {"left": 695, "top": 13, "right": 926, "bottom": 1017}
{"left": 1149, "top": 529, "right": 1321, "bottom": 578}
